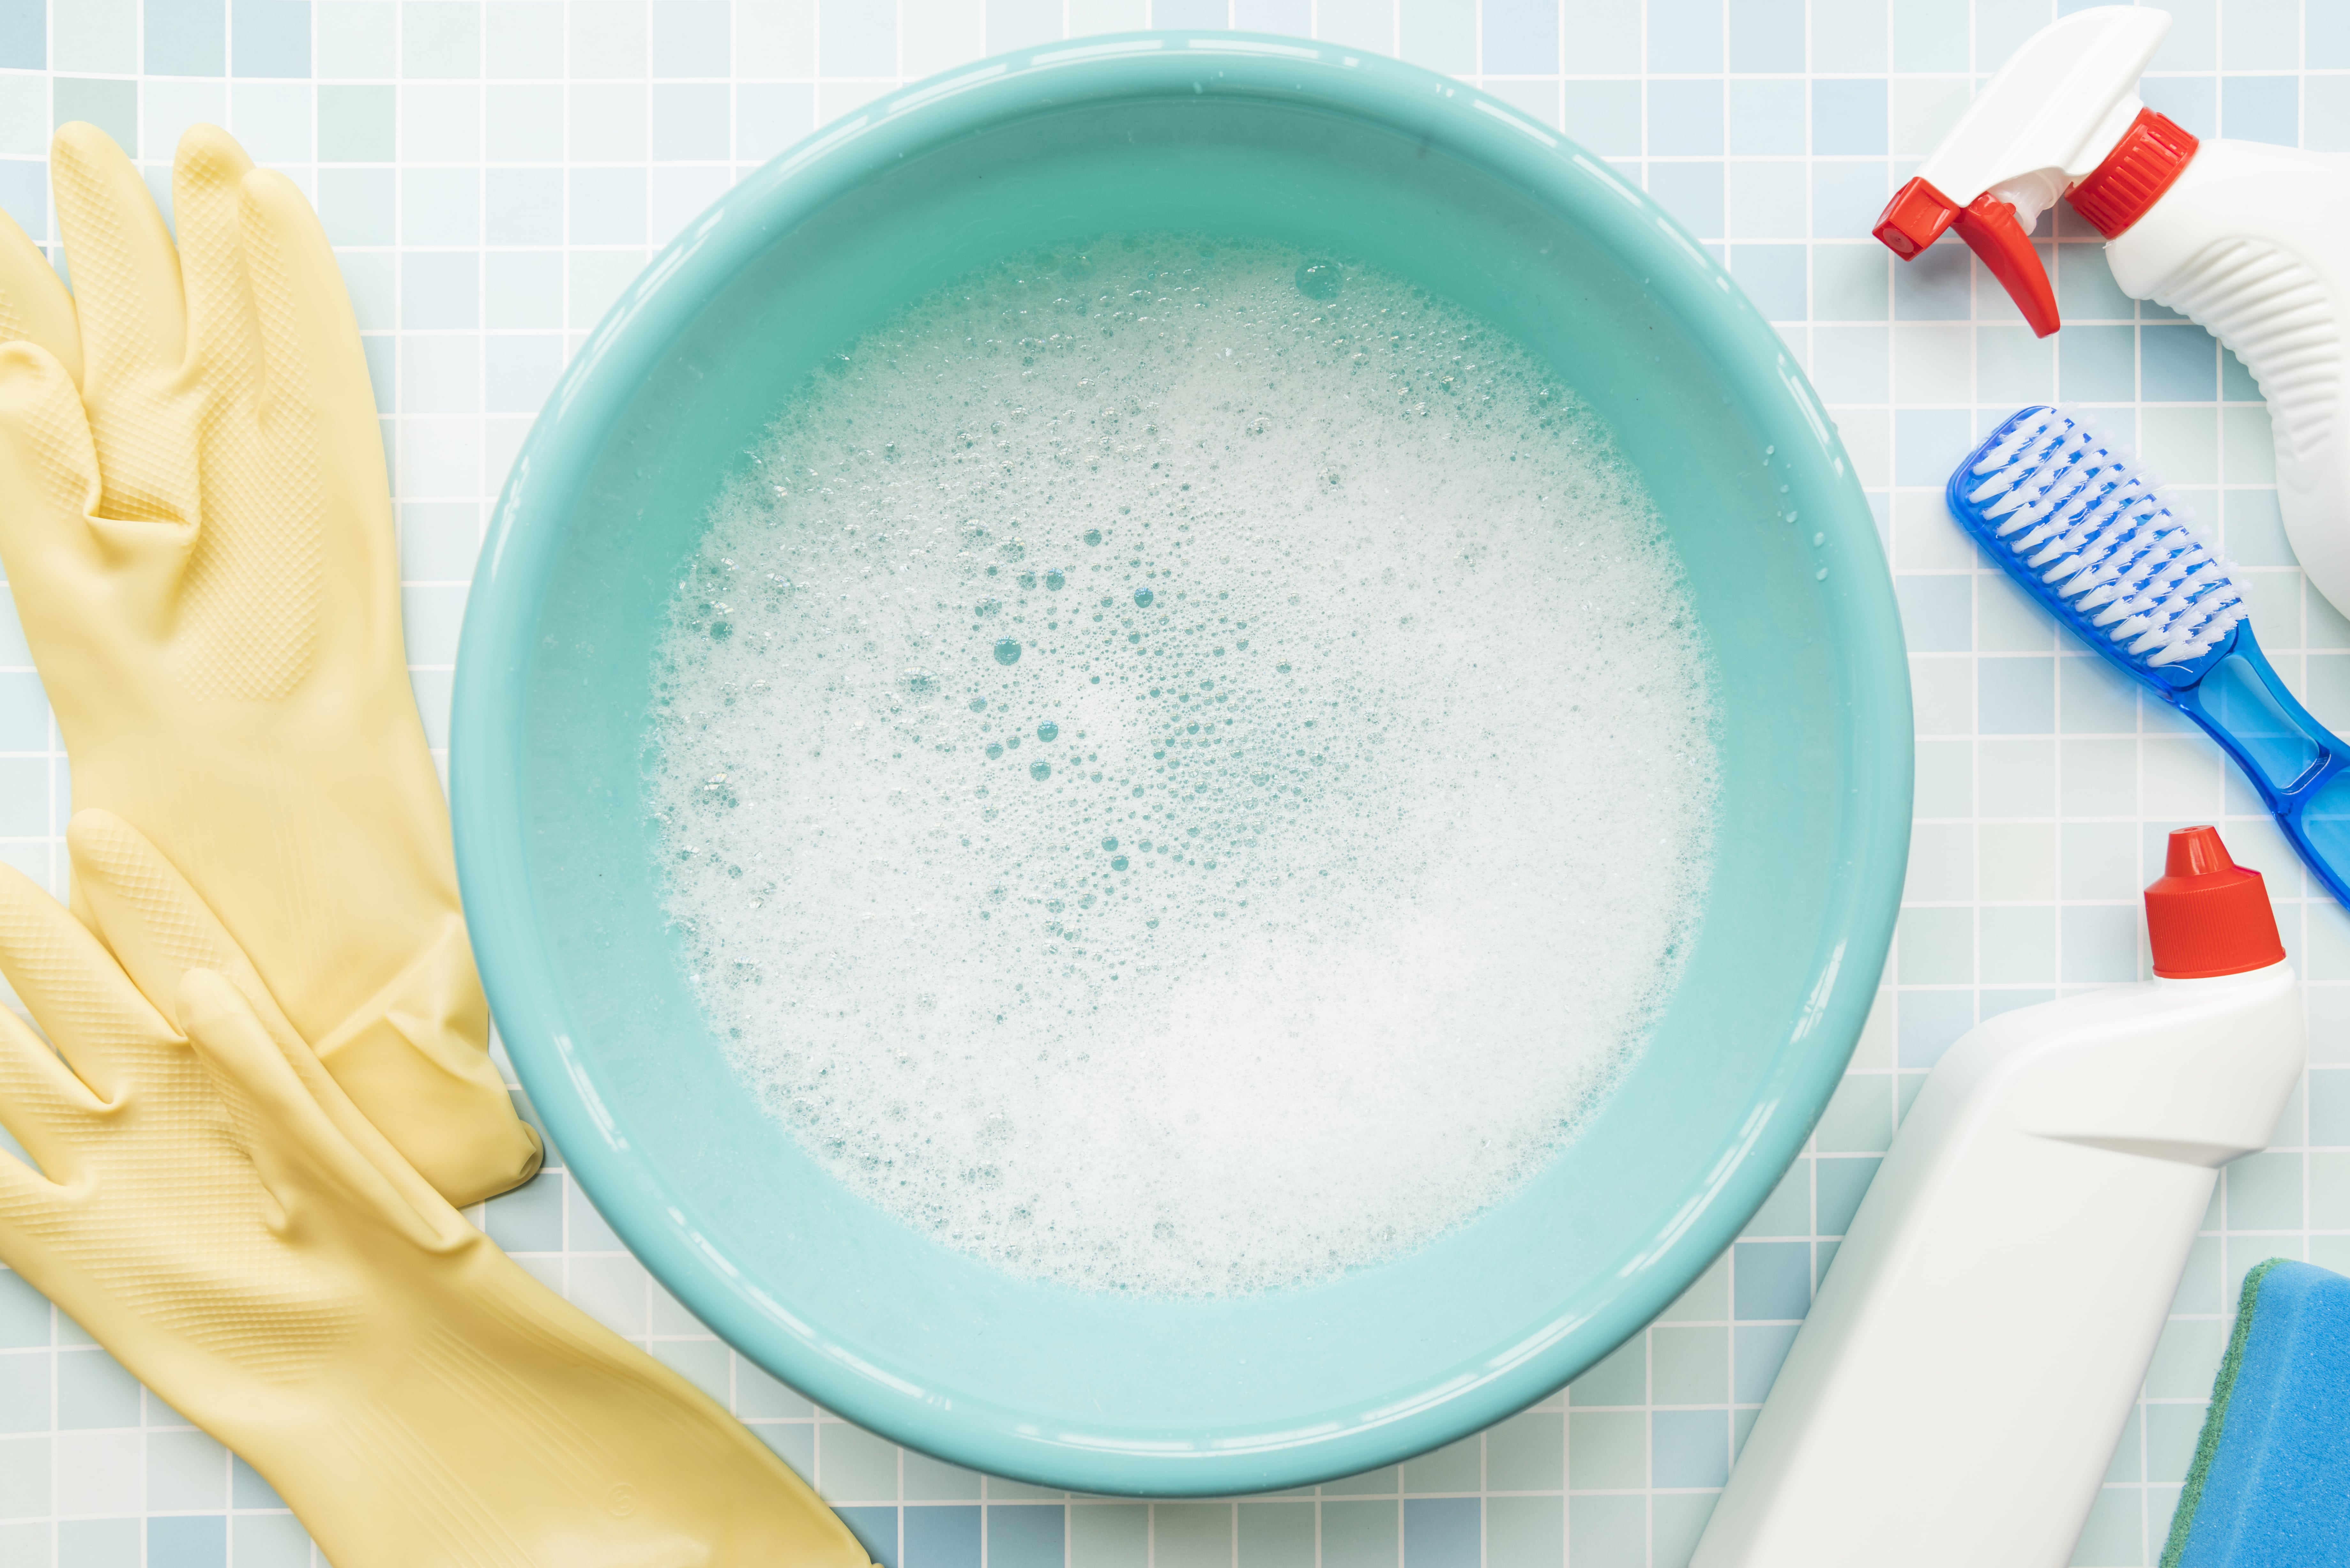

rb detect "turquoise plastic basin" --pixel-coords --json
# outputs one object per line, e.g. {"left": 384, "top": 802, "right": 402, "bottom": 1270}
{"left": 452, "top": 33, "right": 1912, "bottom": 1496}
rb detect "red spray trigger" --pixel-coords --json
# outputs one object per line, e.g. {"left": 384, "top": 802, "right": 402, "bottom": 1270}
{"left": 1872, "top": 178, "right": 2060, "bottom": 338}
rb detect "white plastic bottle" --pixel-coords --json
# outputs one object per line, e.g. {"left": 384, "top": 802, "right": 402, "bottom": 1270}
{"left": 1690, "top": 826, "right": 2305, "bottom": 1568}
{"left": 1872, "top": 6, "right": 2350, "bottom": 617}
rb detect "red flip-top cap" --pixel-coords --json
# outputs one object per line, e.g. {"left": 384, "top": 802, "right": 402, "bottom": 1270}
{"left": 1872, "top": 177, "right": 2060, "bottom": 337}
{"left": 2144, "top": 826, "right": 2286, "bottom": 979}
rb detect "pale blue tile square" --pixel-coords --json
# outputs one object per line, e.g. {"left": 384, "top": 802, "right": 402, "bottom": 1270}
{"left": 1809, "top": 0, "right": 1884, "bottom": 73}
{"left": 403, "top": 1, "right": 481, "bottom": 78}
{"left": 1731, "top": 1324, "right": 1798, "bottom": 1405}
{"left": 1732, "top": 1242, "right": 1809, "bottom": 1321}
{"left": 316, "top": 167, "right": 395, "bottom": 245}
{"left": 1567, "top": 1337, "right": 1643, "bottom": 1406}
{"left": 1979, "top": 657, "right": 2054, "bottom": 734}
{"left": 1727, "top": 162, "right": 1804, "bottom": 240}
{"left": 1896, "top": 575, "right": 1968, "bottom": 652}
{"left": 1891, "top": 0, "right": 1966, "bottom": 73}
{"left": 822, "top": 0, "right": 894, "bottom": 76}
{"left": 1894, "top": 409, "right": 1972, "bottom": 486}
{"left": 1815, "top": 1157, "right": 1879, "bottom": 1235}
{"left": 360, "top": 335, "right": 393, "bottom": 413}
{"left": 904, "top": 1503, "right": 980, "bottom": 1568}
{"left": 2146, "top": 0, "right": 2217, "bottom": 71}
{"left": 1398, "top": 0, "right": 1475, "bottom": 76}
{"left": 2311, "top": 78, "right": 2350, "bottom": 155}
{"left": 650, "top": 1338, "right": 729, "bottom": 1403}
{"left": 737, "top": 82, "right": 813, "bottom": 162}
{"left": 1645, "top": 163, "right": 1721, "bottom": 239}
{"left": 1649, "top": 1411, "right": 1726, "bottom": 1489}
{"left": 2221, "top": 0, "right": 2299, "bottom": 71}
{"left": 1812, "top": 161, "right": 1892, "bottom": 238}
{"left": 231, "top": 0, "right": 310, "bottom": 78}
{"left": 0, "top": 673, "right": 38, "bottom": 754}
{"left": 992, "top": 1505, "right": 1066, "bottom": 1568}
{"left": 484, "top": 168, "right": 560, "bottom": 244}
{"left": 1559, "top": 81, "right": 1639, "bottom": 157}
{"left": 485, "top": 250, "right": 561, "bottom": 326}
{"left": 0, "top": 1, "right": 41, "bottom": 69}
{"left": 1480, "top": 0, "right": 1555, "bottom": 75}
{"left": 2142, "top": 325, "right": 2217, "bottom": 401}
{"left": 2222, "top": 344, "right": 2261, "bottom": 401}
{"left": 2060, "top": 823, "right": 2137, "bottom": 900}
{"left": 229, "top": 1460, "right": 280, "bottom": 1512}
{"left": 147, "top": 1430, "right": 226, "bottom": 1512}
{"left": 317, "top": 84, "right": 393, "bottom": 160}
{"left": 1644, "top": 0, "right": 1720, "bottom": 73}
{"left": 1809, "top": 326, "right": 1888, "bottom": 405}
{"left": 2309, "top": 1069, "right": 2350, "bottom": 1147}
{"left": 1978, "top": 326, "right": 2054, "bottom": 406}
{"left": 2315, "top": 2, "right": 2350, "bottom": 67}
{"left": 398, "top": 336, "right": 477, "bottom": 414}
{"left": 570, "top": 168, "right": 646, "bottom": 244}
{"left": 1897, "top": 905, "right": 1973, "bottom": 986}
{"left": 401, "top": 252, "right": 477, "bottom": 328}
{"left": 148, "top": 1516, "right": 224, "bottom": 1568}
{"left": 56, "top": 1349, "right": 137, "bottom": 1431}
{"left": 1981, "top": 905, "right": 2055, "bottom": 983}
{"left": 649, "top": 163, "right": 728, "bottom": 245}
{"left": 149, "top": 0, "right": 227, "bottom": 76}
{"left": 570, "top": 0, "right": 647, "bottom": 77}
{"left": 400, "top": 168, "right": 478, "bottom": 245}
{"left": 1648, "top": 79, "right": 1722, "bottom": 156}
{"left": 2143, "top": 75, "right": 2217, "bottom": 141}
{"left": 1235, "top": 0, "right": 1311, "bottom": 32}
{"left": 57, "top": 0, "right": 135, "bottom": 73}
{"left": 229, "top": 1513, "right": 308, "bottom": 1567}
{"left": 2059, "top": 655, "right": 2137, "bottom": 733}
{"left": 0, "top": 1274, "right": 49, "bottom": 1349}
{"left": 1556, "top": 0, "right": 1634, "bottom": 72}
{"left": 59, "top": 1520, "right": 137, "bottom": 1568}
{"left": 2227, "top": 1151, "right": 2301, "bottom": 1230}
{"left": 738, "top": 1356, "right": 815, "bottom": 1420}
{"left": 1724, "top": 0, "right": 1799, "bottom": 71}
{"left": 2224, "top": 490, "right": 2294, "bottom": 566}
{"left": 2069, "top": 1487, "right": 2139, "bottom": 1566}
{"left": 1729, "top": 246, "right": 1804, "bottom": 321}
{"left": 486, "top": 334, "right": 560, "bottom": 414}
{"left": 317, "top": 0, "right": 392, "bottom": 76}
{"left": 2221, "top": 75, "right": 2296, "bottom": 147}
{"left": 485, "top": 0, "right": 561, "bottom": 76}
{"left": 652, "top": 83, "right": 728, "bottom": 160}
{"left": 1726, "top": 79, "right": 1803, "bottom": 156}
{"left": 1565, "top": 1496, "right": 1639, "bottom": 1568}
{"left": 0, "top": 1432, "right": 47, "bottom": 1520}
{"left": 485, "top": 83, "right": 564, "bottom": 160}
{"left": 1741, "top": 1158, "right": 1809, "bottom": 1238}
{"left": 0, "top": 1352, "right": 45, "bottom": 1432}
{"left": 408, "top": 669, "right": 452, "bottom": 746}
{"left": 1402, "top": 1498, "right": 1477, "bottom": 1568}
{"left": 840, "top": 1507, "right": 900, "bottom": 1568}
{"left": 570, "top": 82, "right": 646, "bottom": 160}
{"left": 53, "top": 79, "right": 137, "bottom": 154}
{"left": 1897, "top": 989, "right": 1971, "bottom": 1069}
{"left": 2061, "top": 904, "right": 2141, "bottom": 984}
{"left": 652, "top": 0, "right": 726, "bottom": 75}
{"left": 567, "top": 1172, "right": 627, "bottom": 1250}
{"left": 0, "top": 757, "right": 43, "bottom": 834}
{"left": 227, "top": 80, "right": 311, "bottom": 161}
{"left": 2055, "top": 245, "right": 2134, "bottom": 320}
{"left": 1812, "top": 79, "right": 1886, "bottom": 154}
{"left": 755, "top": 1421, "right": 816, "bottom": 1481}
{"left": 400, "top": 583, "right": 470, "bottom": 663}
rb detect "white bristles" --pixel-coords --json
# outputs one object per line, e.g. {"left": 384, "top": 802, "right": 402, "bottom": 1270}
{"left": 1962, "top": 406, "right": 2245, "bottom": 669}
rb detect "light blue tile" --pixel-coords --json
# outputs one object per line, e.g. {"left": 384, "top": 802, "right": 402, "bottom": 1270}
{"left": 2221, "top": 75, "right": 2297, "bottom": 147}
{"left": 994, "top": 1505, "right": 1068, "bottom": 1568}
{"left": 408, "top": 668, "right": 452, "bottom": 747}
{"left": 566, "top": 1172, "right": 627, "bottom": 1249}
{"left": 570, "top": 82, "right": 646, "bottom": 160}
{"left": 1726, "top": 79, "right": 1802, "bottom": 156}
{"left": 653, "top": 0, "right": 727, "bottom": 75}
{"left": 1809, "top": 0, "right": 1884, "bottom": 72}
{"left": 1648, "top": 79, "right": 1722, "bottom": 156}
{"left": 822, "top": 0, "right": 894, "bottom": 76}
{"left": 1645, "top": 0, "right": 1720, "bottom": 73}
{"left": 230, "top": 1457, "right": 284, "bottom": 1510}
{"left": 398, "top": 336, "right": 477, "bottom": 414}
{"left": 1398, "top": 0, "right": 1474, "bottom": 76}
{"left": 1896, "top": 905, "right": 1972, "bottom": 986}
{"left": 2223, "top": 490, "right": 2293, "bottom": 567}
{"left": 0, "top": 1353, "right": 47, "bottom": 1433}
{"left": 1891, "top": 0, "right": 1966, "bottom": 73}
{"left": 2069, "top": 1486, "right": 2139, "bottom": 1566}
{"left": 1566, "top": 1496, "right": 1641, "bottom": 1568}
{"left": 2055, "top": 244, "right": 2134, "bottom": 320}
{"left": 0, "top": 1, "right": 40, "bottom": 69}
{"left": 2310, "top": 77, "right": 2350, "bottom": 155}
{"left": 484, "top": 168, "right": 560, "bottom": 245}
{"left": 1234, "top": 0, "right": 1310, "bottom": 31}
{"left": 649, "top": 1337, "right": 730, "bottom": 1402}
{"left": 1895, "top": 574, "right": 1969, "bottom": 654}
{"left": 570, "top": 0, "right": 647, "bottom": 76}
{"left": 316, "top": 167, "right": 395, "bottom": 245}
{"left": 2060, "top": 823, "right": 2136, "bottom": 900}
{"left": 1559, "top": 80, "right": 1639, "bottom": 158}
{"left": 401, "top": 581, "right": 471, "bottom": 663}
{"left": 2059, "top": 654, "right": 2136, "bottom": 733}
{"left": 57, "top": 0, "right": 135, "bottom": 73}
{"left": 1814, "top": 1156, "right": 1879, "bottom": 1236}
{"left": 0, "top": 1431, "right": 47, "bottom": 1520}
{"left": 2227, "top": 1150, "right": 2302, "bottom": 1231}
{"left": 228, "top": 79, "right": 310, "bottom": 161}
{"left": 1652, "top": 1494, "right": 1717, "bottom": 1568}
{"left": 317, "top": 0, "right": 392, "bottom": 76}
{"left": 738, "top": 1355, "right": 815, "bottom": 1419}
{"left": 2142, "top": 325, "right": 2217, "bottom": 401}
{"left": 648, "top": 162, "right": 727, "bottom": 245}
{"left": 59, "top": 1519, "right": 137, "bottom": 1568}
{"left": 147, "top": 1429, "right": 226, "bottom": 1512}
{"left": 1894, "top": 408, "right": 1972, "bottom": 486}
{"left": 317, "top": 84, "right": 393, "bottom": 160}
{"left": 0, "top": 669, "right": 44, "bottom": 752}
{"left": 1728, "top": 246, "right": 1803, "bottom": 321}
{"left": 1480, "top": 0, "right": 1555, "bottom": 75}
{"left": 1732, "top": 1241, "right": 1809, "bottom": 1321}
{"left": 486, "top": 250, "right": 561, "bottom": 327}
{"left": 1976, "top": 325, "right": 2052, "bottom": 406}
{"left": 569, "top": 168, "right": 646, "bottom": 244}
{"left": 2310, "top": 1069, "right": 2350, "bottom": 1147}
{"left": 2143, "top": 75, "right": 2217, "bottom": 141}
{"left": 652, "top": 82, "right": 728, "bottom": 160}
{"left": 2061, "top": 904, "right": 2141, "bottom": 984}
{"left": 401, "top": 252, "right": 478, "bottom": 328}
{"left": 473, "top": 85, "right": 560, "bottom": 160}
{"left": 1897, "top": 989, "right": 1971, "bottom": 1069}
{"left": 0, "top": 1273, "right": 49, "bottom": 1350}
{"left": 1809, "top": 326, "right": 1888, "bottom": 404}
{"left": 0, "top": 756, "right": 43, "bottom": 834}
{"left": 400, "top": 168, "right": 478, "bottom": 245}
{"left": 1566, "top": 1335, "right": 1644, "bottom": 1406}
{"left": 229, "top": 1512, "right": 308, "bottom": 1568}
{"left": 1402, "top": 1498, "right": 1477, "bottom": 1568}
{"left": 57, "top": 1348, "right": 138, "bottom": 1430}
{"left": 1724, "top": 0, "right": 1799, "bottom": 71}
{"left": 231, "top": 0, "right": 310, "bottom": 78}
{"left": 754, "top": 1420, "right": 816, "bottom": 1481}
{"left": 1981, "top": 905, "right": 2055, "bottom": 984}
{"left": 1649, "top": 1411, "right": 1726, "bottom": 1490}
{"left": 1893, "top": 247, "right": 1977, "bottom": 327}
{"left": 1726, "top": 162, "right": 1804, "bottom": 240}
{"left": 148, "top": 1516, "right": 225, "bottom": 1568}
{"left": 737, "top": 81, "right": 813, "bottom": 162}
{"left": 2221, "top": 0, "right": 2299, "bottom": 71}
{"left": 403, "top": 0, "right": 481, "bottom": 78}
{"left": 2147, "top": 0, "right": 2217, "bottom": 71}
{"left": 1740, "top": 1158, "right": 1809, "bottom": 1239}
{"left": 904, "top": 1504, "right": 981, "bottom": 1568}
{"left": 1979, "top": 656, "right": 2055, "bottom": 734}
{"left": 485, "top": 0, "right": 562, "bottom": 76}
{"left": 148, "top": 0, "right": 227, "bottom": 75}
{"left": 1645, "top": 162, "right": 1722, "bottom": 240}
{"left": 1810, "top": 160, "right": 1891, "bottom": 241}
{"left": 840, "top": 1507, "right": 901, "bottom": 1568}
{"left": 485, "top": 333, "right": 560, "bottom": 414}
{"left": 1730, "top": 1323, "right": 1799, "bottom": 1405}
{"left": 1812, "top": 78, "right": 1887, "bottom": 155}
{"left": 53, "top": 79, "right": 137, "bottom": 153}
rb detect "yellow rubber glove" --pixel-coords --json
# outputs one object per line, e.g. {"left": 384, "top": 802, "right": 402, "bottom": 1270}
{"left": 0, "top": 809, "right": 871, "bottom": 1568}
{"left": 0, "top": 121, "right": 538, "bottom": 1205}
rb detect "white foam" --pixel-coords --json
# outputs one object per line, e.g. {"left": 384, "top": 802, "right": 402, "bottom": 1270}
{"left": 648, "top": 238, "right": 1719, "bottom": 1296}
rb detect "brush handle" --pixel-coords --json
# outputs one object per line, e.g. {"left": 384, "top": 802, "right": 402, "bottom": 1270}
{"left": 2172, "top": 622, "right": 2350, "bottom": 908}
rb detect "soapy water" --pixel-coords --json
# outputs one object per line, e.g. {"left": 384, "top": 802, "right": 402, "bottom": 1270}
{"left": 648, "top": 238, "right": 1719, "bottom": 1297}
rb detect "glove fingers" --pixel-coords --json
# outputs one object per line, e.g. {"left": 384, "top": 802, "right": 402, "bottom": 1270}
{"left": 64, "top": 811, "right": 302, "bottom": 1046}
{"left": 51, "top": 123, "right": 199, "bottom": 526}
{"left": 0, "top": 207, "right": 82, "bottom": 387}
{"left": 0, "top": 341, "right": 110, "bottom": 604}
{"left": 0, "top": 858, "right": 171, "bottom": 1110}
{"left": 170, "top": 125, "right": 263, "bottom": 404}
{"left": 0, "top": 1002, "right": 107, "bottom": 1185}
{"left": 177, "top": 969, "right": 452, "bottom": 1252}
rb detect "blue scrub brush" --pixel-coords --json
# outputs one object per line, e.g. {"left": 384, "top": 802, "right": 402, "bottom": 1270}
{"left": 2161, "top": 1258, "right": 2350, "bottom": 1566}
{"left": 1950, "top": 405, "right": 2350, "bottom": 908}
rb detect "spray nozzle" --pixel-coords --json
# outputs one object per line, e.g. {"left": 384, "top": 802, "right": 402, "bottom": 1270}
{"left": 1870, "top": 7, "right": 2187, "bottom": 338}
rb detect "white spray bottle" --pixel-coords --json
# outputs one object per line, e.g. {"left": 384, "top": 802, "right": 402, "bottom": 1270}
{"left": 1874, "top": 6, "right": 2350, "bottom": 617}
{"left": 1690, "top": 826, "right": 2306, "bottom": 1567}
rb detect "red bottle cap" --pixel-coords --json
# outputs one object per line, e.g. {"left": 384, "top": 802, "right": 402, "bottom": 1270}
{"left": 2066, "top": 108, "right": 2199, "bottom": 240}
{"left": 1871, "top": 178, "right": 2061, "bottom": 337}
{"left": 2143, "top": 826, "right": 2285, "bottom": 979}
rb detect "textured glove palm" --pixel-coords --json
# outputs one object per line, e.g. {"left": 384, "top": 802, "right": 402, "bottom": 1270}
{"left": 0, "top": 810, "right": 870, "bottom": 1568}
{"left": 0, "top": 122, "right": 537, "bottom": 1204}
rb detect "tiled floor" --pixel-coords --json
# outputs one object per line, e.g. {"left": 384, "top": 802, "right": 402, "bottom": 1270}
{"left": 0, "top": 1, "right": 2346, "bottom": 1564}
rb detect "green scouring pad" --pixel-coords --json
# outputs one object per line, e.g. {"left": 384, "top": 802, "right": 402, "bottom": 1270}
{"left": 2161, "top": 1258, "right": 2350, "bottom": 1567}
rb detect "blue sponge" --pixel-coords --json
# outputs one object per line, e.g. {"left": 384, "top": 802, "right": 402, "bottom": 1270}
{"left": 2163, "top": 1258, "right": 2350, "bottom": 1567}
